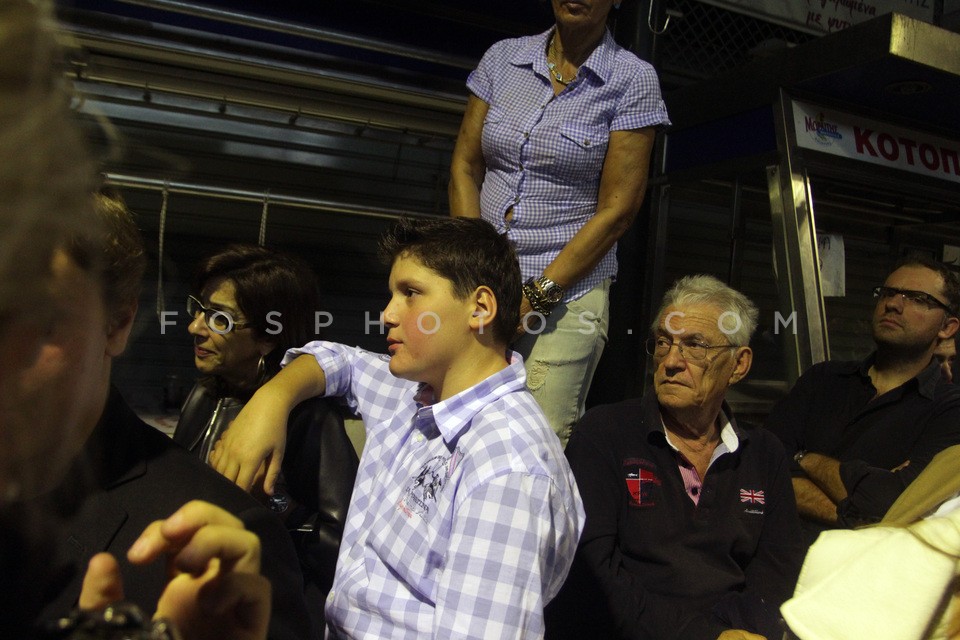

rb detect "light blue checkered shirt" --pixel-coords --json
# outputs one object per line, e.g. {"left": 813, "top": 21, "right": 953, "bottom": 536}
{"left": 468, "top": 28, "right": 670, "bottom": 301}
{"left": 283, "top": 343, "right": 584, "bottom": 639}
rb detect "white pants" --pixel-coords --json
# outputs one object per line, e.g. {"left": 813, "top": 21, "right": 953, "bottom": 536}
{"left": 513, "top": 279, "right": 610, "bottom": 447}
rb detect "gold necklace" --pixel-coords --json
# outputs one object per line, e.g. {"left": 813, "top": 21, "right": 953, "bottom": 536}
{"left": 547, "top": 35, "right": 574, "bottom": 86}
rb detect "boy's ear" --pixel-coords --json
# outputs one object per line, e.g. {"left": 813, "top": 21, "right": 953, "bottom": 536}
{"left": 469, "top": 285, "right": 498, "bottom": 335}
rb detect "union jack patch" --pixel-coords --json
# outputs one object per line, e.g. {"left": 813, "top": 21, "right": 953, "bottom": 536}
{"left": 739, "top": 488, "right": 765, "bottom": 504}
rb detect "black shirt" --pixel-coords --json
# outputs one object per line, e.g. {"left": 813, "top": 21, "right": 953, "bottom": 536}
{"left": 766, "top": 355, "right": 960, "bottom": 531}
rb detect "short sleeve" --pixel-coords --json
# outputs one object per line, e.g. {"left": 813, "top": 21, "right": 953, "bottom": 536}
{"left": 466, "top": 41, "right": 502, "bottom": 105}
{"left": 610, "top": 59, "right": 670, "bottom": 132}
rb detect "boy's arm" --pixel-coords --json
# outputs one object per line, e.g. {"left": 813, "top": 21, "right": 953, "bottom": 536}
{"left": 211, "top": 354, "right": 326, "bottom": 493}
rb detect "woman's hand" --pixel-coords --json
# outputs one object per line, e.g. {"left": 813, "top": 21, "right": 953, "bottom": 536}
{"left": 513, "top": 295, "right": 535, "bottom": 341}
{"left": 79, "top": 500, "right": 270, "bottom": 640}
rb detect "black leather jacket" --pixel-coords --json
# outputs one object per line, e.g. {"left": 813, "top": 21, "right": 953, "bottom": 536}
{"left": 173, "top": 381, "right": 359, "bottom": 633}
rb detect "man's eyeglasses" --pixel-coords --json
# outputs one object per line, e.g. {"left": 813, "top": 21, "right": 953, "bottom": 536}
{"left": 872, "top": 286, "right": 954, "bottom": 314}
{"left": 645, "top": 336, "right": 736, "bottom": 363}
{"left": 187, "top": 295, "right": 251, "bottom": 333}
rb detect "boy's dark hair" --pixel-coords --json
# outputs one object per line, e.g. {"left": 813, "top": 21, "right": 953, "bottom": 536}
{"left": 194, "top": 244, "right": 323, "bottom": 374}
{"left": 379, "top": 216, "right": 521, "bottom": 345}
{"left": 891, "top": 254, "right": 960, "bottom": 315}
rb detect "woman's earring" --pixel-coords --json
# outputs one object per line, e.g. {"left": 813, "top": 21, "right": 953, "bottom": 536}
{"left": 256, "top": 355, "right": 267, "bottom": 385}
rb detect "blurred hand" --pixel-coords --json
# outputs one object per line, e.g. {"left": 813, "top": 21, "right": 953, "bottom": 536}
{"left": 209, "top": 388, "right": 290, "bottom": 494}
{"left": 717, "top": 630, "right": 767, "bottom": 640}
{"left": 80, "top": 500, "right": 270, "bottom": 640}
{"left": 78, "top": 552, "right": 125, "bottom": 610}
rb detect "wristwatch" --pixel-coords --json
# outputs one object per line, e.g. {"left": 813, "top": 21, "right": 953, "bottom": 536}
{"left": 536, "top": 276, "right": 564, "bottom": 306}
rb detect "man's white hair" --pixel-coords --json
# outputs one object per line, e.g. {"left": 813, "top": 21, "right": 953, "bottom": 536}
{"left": 651, "top": 274, "right": 759, "bottom": 346}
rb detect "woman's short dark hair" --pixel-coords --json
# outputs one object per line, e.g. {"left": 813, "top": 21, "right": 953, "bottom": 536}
{"left": 193, "top": 244, "right": 322, "bottom": 373}
{"left": 378, "top": 216, "right": 521, "bottom": 345}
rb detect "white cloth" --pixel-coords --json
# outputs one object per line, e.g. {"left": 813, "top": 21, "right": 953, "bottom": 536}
{"left": 781, "top": 510, "right": 960, "bottom": 639}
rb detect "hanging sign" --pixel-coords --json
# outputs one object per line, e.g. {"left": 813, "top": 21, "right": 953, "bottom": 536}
{"left": 697, "top": 0, "right": 935, "bottom": 35}
{"left": 792, "top": 100, "right": 960, "bottom": 185}
{"left": 816, "top": 233, "right": 846, "bottom": 297}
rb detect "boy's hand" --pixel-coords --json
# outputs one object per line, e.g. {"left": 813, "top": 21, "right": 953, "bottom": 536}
{"left": 210, "top": 353, "right": 328, "bottom": 495}
{"left": 79, "top": 500, "right": 270, "bottom": 640}
{"left": 209, "top": 388, "right": 290, "bottom": 494}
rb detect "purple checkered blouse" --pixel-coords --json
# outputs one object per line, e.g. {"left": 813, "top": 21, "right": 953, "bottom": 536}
{"left": 468, "top": 27, "right": 670, "bottom": 301}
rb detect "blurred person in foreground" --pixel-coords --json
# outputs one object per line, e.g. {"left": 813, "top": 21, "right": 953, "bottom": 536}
{"left": 547, "top": 275, "right": 804, "bottom": 640}
{"left": 33, "top": 195, "right": 314, "bottom": 640}
{"left": 0, "top": 2, "right": 273, "bottom": 638}
{"left": 781, "top": 441, "right": 960, "bottom": 639}
{"left": 174, "top": 243, "right": 358, "bottom": 632}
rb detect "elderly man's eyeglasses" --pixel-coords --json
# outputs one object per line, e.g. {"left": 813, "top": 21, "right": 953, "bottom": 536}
{"left": 187, "top": 295, "right": 251, "bottom": 333}
{"left": 645, "top": 336, "right": 735, "bottom": 363}
{"left": 872, "top": 286, "right": 954, "bottom": 314}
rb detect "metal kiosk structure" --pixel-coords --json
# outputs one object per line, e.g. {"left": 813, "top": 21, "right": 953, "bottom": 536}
{"left": 648, "top": 13, "right": 960, "bottom": 422}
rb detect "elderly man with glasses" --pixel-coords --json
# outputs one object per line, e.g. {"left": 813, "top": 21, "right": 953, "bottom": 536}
{"left": 766, "top": 255, "right": 960, "bottom": 547}
{"left": 546, "top": 275, "right": 804, "bottom": 640}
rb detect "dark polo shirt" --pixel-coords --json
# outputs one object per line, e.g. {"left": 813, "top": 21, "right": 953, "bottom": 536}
{"left": 546, "top": 392, "right": 804, "bottom": 640}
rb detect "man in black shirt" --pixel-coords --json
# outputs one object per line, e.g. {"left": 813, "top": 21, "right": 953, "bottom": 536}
{"left": 767, "top": 255, "right": 960, "bottom": 544}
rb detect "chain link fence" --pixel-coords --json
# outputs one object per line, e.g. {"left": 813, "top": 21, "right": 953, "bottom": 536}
{"left": 655, "top": 0, "right": 817, "bottom": 89}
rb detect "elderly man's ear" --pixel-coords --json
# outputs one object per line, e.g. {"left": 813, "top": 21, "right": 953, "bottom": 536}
{"left": 728, "top": 346, "right": 753, "bottom": 386}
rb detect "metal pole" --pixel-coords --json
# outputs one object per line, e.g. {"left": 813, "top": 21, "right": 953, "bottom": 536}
{"left": 100, "top": 0, "right": 478, "bottom": 71}
{"left": 103, "top": 173, "right": 437, "bottom": 222}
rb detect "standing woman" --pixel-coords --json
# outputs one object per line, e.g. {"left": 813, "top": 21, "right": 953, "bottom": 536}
{"left": 449, "top": 0, "right": 670, "bottom": 445}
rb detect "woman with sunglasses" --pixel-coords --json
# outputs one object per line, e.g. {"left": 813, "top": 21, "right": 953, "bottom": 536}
{"left": 173, "top": 243, "right": 358, "bottom": 634}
